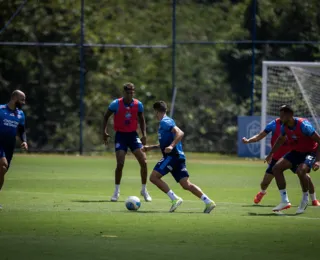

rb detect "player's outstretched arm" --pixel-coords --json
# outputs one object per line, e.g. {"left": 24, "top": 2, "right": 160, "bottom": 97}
{"left": 310, "top": 132, "right": 320, "bottom": 171}
{"left": 242, "top": 131, "right": 267, "bottom": 144}
{"left": 142, "top": 144, "right": 160, "bottom": 153}
{"left": 265, "top": 136, "right": 286, "bottom": 163}
{"left": 138, "top": 112, "right": 147, "bottom": 145}
{"left": 102, "top": 110, "right": 113, "bottom": 145}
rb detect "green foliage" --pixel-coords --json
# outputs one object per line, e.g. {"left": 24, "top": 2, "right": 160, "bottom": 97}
{"left": 0, "top": 0, "right": 320, "bottom": 153}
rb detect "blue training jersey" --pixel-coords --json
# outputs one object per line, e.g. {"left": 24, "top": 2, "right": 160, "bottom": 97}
{"left": 264, "top": 119, "right": 277, "bottom": 135}
{"left": 158, "top": 116, "right": 185, "bottom": 160}
{"left": 108, "top": 99, "right": 144, "bottom": 114}
{"left": 0, "top": 104, "right": 25, "bottom": 146}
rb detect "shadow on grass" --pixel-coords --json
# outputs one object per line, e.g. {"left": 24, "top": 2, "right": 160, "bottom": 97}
{"left": 242, "top": 204, "right": 274, "bottom": 208}
{"left": 71, "top": 200, "right": 125, "bottom": 203}
{"left": 247, "top": 212, "right": 298, "bottom": 217}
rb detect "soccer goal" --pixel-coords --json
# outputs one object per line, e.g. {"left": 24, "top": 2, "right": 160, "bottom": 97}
{"left": 260, "top": 61, "right": 320, "bottom": 159}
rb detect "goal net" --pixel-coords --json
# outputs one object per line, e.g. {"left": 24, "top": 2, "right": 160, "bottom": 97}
{"left": 260, "top": 61, "right": 320, "bottom": 159}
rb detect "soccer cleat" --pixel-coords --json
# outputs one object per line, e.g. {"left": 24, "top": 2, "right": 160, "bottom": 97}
{"left": 141, "top": 190, "right": 152, "bottom": 202}
{"left": 169, "top": 198, "right": 183, "bottom": 212}
{"left": 272, "top": 202, "right": 291, "bottom": 212}
{"left": 312, "top": 200, "right": 320, "bottom": 206}
{"left": 296, "top": 200, "right": 308, "bottom": 214}
{"left": 254, "top": 192, "right": 266, "bottom": 204}
{"left": 0, "top": 204, "right": 2, "bottom": 210}
{"left": 204, "top": 201, "right": 216, "bottom": 214}
{"left": 110, "top": 192, "right": 120, "bottom": 202}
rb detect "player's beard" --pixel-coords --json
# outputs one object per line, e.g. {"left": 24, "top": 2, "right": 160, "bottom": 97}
{"left": 15, "top": 101, "right": 23, "bottom": 109}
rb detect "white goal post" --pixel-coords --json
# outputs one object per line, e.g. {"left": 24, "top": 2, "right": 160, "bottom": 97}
{"left": 260, "top": 61, "right": 320, "bottom": 159}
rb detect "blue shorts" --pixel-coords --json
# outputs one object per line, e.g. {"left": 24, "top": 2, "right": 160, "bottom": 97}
{"left": 283, "top": 151, "right": 316, "bottom": 172}
{"left": 115, "top": 131, "right": 143, "bottom": 152}
{"left": 0, "top": 143, "right": 14, "bottom": 168}
{"left": 266, "top": 158, "right": 296, "bottom": 174}
{"left": 153, "top": 156, "right": 189, "bottom": 183}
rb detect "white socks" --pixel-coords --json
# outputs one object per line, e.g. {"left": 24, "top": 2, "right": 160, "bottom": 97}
{"left": 167, "top": 190, "right": 179, "bottom": 200}
{"left": 261, "top": 190, "right": 267, "bottom": 194}
{"left": 141, "top": 184, "right": 146, "bottom": 192}
{"left": 115, "top": 184, "right": 120, "bottom": 193}
{"left": 303, "top": 192, "right": 309, "bottom": 202}
{"left": 279, "top": 189, "right": 289, "bottom": 203}
{"left": 201, "top": 194, "right": 212, "bottom": 205}
{"left": 310, "top": 193, "right": 317, "bottom": 201}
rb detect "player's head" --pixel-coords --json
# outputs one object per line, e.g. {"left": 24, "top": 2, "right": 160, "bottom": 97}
{"left": 279, "top": 105, "right": 294, "bottom": 124}
{"left": 11, "top": 90, "right": 26, "bottom": 109}
{"left": 123, "top": 82, "right": 135, "bottom": 100}
{"left": 153, "top": 101, "right": 167, "bottom": 120}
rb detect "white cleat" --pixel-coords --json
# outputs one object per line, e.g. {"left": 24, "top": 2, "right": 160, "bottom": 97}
{"left": 169, "top": 197, "right": 183, "bottom": 212}
{"left": 272, "top": 202, "right": 291, "bottom": 212}
{"left": 141, "top": 190, "right": 152, "bottom": 202}
{"left": 110, "top": 192, "right": 120, "bottom": 202}
{"left": 296, "top": 200, "right": 308, "bottom": 214}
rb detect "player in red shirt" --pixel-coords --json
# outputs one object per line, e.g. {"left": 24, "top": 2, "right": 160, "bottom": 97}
{"left": 103, "top": 83, "right": 151, "bottom": 202}
{"left": 243, "top": 118, "right": 320, "bottom": 206}
{"left": 266, "top": 105, "right": 320, "bottom": 213}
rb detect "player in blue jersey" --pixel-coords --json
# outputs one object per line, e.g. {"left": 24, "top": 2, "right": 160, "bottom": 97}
{"left": 143, "top": 101, "right": 216, "bottom": 213}
{"left": 0, "top": 90, "right": 28, "bottom": 209}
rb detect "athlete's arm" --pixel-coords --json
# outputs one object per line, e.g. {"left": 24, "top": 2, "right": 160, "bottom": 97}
{"left": 138, "top": 112, "right": 147, "bottom": 145}
{"left": 102, "top": 109, "right": 113, "bottom": 145}
{"left": 142, "top": 144, "right": 160, "bottom": 152}
{"left": 18, "top": 124, "right": 28, "bottom": 150}
{"left": 164, "top": 126, "right": 184, "bottom": 154}
{"left": 310, "top": 132, "right": 320, "bottom": 170}
{"left": 242, "top": 131, "right": 267, "bottom": 144}
{"left": 265, "top": 135, "right": 286, "bottom": 164}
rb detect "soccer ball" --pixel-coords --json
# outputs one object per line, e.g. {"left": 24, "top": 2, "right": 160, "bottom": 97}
{"left": 125, "top": 196, "right": 141, "bottom": 211}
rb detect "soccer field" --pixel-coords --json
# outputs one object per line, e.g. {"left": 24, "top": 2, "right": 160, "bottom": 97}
{"left": 1, "top": 154, "right": 320, "bottom": 260}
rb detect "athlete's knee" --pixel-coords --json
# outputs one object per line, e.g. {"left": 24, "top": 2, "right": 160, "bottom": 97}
{"left": 139, "top": 158, "right": 147, "bottom": 168}
{"left": 149, "top": 171, "right": 160, "bottom": 184}
{"left": 180, "top": 179, "right": 192, "bottom": 190}
{"left": 116, "top": 161, "right": 124, "bottom": 171}
{"left": 0, "top": 163, "right": 8, "bottom": 175}
{"left": 296, "top": 165, "right": 308, "bottom": 176}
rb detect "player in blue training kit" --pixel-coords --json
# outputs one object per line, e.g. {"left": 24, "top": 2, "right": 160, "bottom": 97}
{"left": 0, "top": 90, "right": 28, "bottom": 209}
{"left": 143, "top": 101, "right": 216, "bottom": 213}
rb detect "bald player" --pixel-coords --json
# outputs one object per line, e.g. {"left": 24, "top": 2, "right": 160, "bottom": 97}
{"left": 0, "top": 90, "right": 28, "bottom": 209}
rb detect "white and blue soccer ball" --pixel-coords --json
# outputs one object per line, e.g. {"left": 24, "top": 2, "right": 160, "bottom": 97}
{"left": 125, "top": 196, "right": 141, "bottom": 211}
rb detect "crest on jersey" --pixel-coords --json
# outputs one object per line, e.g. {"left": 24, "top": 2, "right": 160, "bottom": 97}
{"left": 125, "top": 112, "right": 132, "bottom": 119}
{"left": 246, "top": 120, "right": 260, "bottom": 156}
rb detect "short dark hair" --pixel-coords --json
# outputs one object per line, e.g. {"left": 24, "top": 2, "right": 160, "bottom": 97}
{"left": 123, "top": 82, "right": 135, "bottom": 91}
{"left": 279, "top": 105, "right": 294, "bottom": 115}
{"left": 153, "top": 101, "right": 167, "bottom": 113}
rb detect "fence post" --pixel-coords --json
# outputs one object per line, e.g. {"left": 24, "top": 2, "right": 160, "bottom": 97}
{"left": 79, "top": 0, "right": 85, "bottom": 154}
{"left": 169, "top": 0, "right": 177, "bottom": 118}
{"left": 250, "top": 0, "right": 257, "bottom": 116}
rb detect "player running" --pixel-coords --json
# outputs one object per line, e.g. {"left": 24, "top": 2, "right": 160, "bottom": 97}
{"left": 0, "top": 90, "right": 28, "bottom": 209}
{"left": 243, "top": 118, "right": 320, "bottom": 206}
{"left": 143, "top": 101, "right": 216, "bottom": 213}
{"left": 103, "top": 83, "right": 151, "bottom": 202}
{"left": 265, "top": 105, "right": 320, "bottom": 213}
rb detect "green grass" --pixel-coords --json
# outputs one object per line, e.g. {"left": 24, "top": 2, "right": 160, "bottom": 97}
{"left": 1, "top": 154, "right": 320, "bottom": 260}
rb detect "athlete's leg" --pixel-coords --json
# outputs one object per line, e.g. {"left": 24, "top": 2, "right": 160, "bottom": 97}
{"left": 272, "top": 155, "right": 293, "bottom": 211}
{"left": 0, "top": 157, "right": 8, "bottom": 191}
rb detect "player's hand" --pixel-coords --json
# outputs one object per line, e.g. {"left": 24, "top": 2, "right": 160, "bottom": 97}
{"left": 103, "top": 132, "right": 110, "bottom": 145}
{"left": 164, "top": 145, "right": 173, "bottom": 154}
{"left": 142, "top": 145, "right": 150, "bottom": 153}
{"left": 21, "top": 142, "right": 28, "bottom": 151}
{"left": 313, "top": 161, "right": 320, "bottom": 171}
{"left": 264, "top": 153, "right": 273, "bottom": 164}
{"left": 141, "top": 136, "right": 147, "bottom": 146}
{"left": 242, "top": 137, "right": 249, "bottom": 144}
